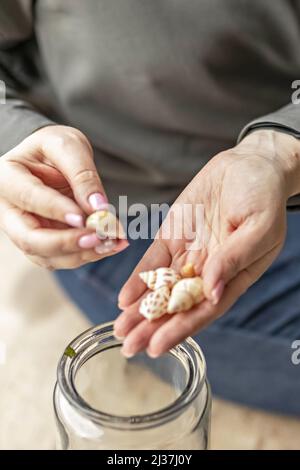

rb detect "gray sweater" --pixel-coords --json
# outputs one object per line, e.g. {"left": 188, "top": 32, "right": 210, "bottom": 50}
{"left": 1, "top": 0, "right": 300, "bottom": 207}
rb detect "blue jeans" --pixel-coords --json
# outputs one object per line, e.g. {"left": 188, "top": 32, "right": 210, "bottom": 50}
{"left": 54, "top": 213, "right": 300, "bottom": 416}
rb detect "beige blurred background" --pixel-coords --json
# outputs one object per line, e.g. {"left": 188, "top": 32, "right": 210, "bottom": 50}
{"left": 1, "top": 230, "right": 300, "bottom": 450}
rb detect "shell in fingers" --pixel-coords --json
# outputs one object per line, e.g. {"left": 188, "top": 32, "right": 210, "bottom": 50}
{"left": 86, "top": 210, "right": 126, "bottom": 239}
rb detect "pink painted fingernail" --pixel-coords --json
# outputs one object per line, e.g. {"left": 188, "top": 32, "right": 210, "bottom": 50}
{"left": 65, "top": 213, "right": 84, "bottom": 228}
{"left": 211, "top": 280, "right": 224, "bottom": 305}
{"left": 78, "top": 233, "right": 100, "bottom": 249}
{"left": 88, "top": 193, "right": 108, "bottom": 211}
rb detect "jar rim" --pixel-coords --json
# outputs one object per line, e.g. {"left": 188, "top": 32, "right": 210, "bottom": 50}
{"left": 56, "top": 322, "right": 207, "bottom": 430}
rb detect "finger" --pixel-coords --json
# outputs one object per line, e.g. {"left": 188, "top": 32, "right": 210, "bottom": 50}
{"left": 147, "top": 302, "right": 217, "bottom": 358}
{"left": 28, "top": 251, "right": 102, "bottom": 270}
{"left": 147, "top": 244, "right": 281, "bottom": 357}
{"left": 0, "top": 197, "right": 40, "bottom": 231}
{"left": 0, "top": 202, "right": 102, "bottom": 256}
{"left": 118, "top": 240, "right": 171, "bottom": 309}
{"left": 0, "top": 201, "right": 129, "bottom": 261}
{"left": 50, "top": 239, "right": 129, "bottom": 268}
{"left": 120, "top": 316, "right": 169, "bottom": 358}
{"left": 29, "top": 243, "right": 127, "bottom": 270}
{"left": 40, "top": 128, "right": 108, "bottom": 213}
{"left": 114, "top": 295, "right": 149, "bottom": 339}
{"left": 202, "top": 215, "right": 285, "bottom": 303}
{"left": 18, "top": 227, "right": 102, "bottom": 257}
{"left": 0, "top": 162, "right": 84, "bottom": 227}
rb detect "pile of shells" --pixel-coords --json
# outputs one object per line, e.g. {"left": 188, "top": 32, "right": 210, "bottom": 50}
{"left": 139, "top": 263, "right": 205, "bottom": 321}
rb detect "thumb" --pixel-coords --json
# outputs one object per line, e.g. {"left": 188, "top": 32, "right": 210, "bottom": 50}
{"left": 202, "top": 220, "right": 272, "bottom": 304}
{"left": 41, "top": 126, "right": 108, "bottom": 213}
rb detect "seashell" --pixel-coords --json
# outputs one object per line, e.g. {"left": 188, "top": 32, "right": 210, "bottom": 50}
{"left": 167, "top": 277, "right": 204, "bottom": 314}
{"left": 86, "top": 210, "right": 126, "bottom": 239}
{"left": 180, "top": 263, "right": 196, "bottom": 278}
{"left": 139, "top": 286, "right": 170, "bottom": 321}
{"left": 139, "top": 267, "right": 180, "bottom": 290}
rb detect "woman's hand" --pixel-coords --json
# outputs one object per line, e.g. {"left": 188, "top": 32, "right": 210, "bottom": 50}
{"left": 0, "top": 125, "right": 128, "bottom": 269}
{"left": 114, "top": 130, "right": 300, "bottom": 358}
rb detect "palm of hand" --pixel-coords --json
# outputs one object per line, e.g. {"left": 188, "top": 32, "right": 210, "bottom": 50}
{"left": 115, "top": 149, "right": 287, "bottom": 357}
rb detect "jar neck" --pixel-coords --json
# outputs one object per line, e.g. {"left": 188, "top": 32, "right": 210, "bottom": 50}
{"left": 56, "top": 322, "right": 206, "bottom": 431}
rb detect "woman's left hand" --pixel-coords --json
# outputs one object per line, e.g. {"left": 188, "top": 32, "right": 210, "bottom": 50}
{"left": 114, "top": 130, "right": 299, "bottom": 358}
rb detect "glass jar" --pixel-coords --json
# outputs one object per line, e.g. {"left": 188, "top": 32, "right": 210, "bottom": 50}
{"left": 53, "top": 322, "right": 211, "bottom": 450}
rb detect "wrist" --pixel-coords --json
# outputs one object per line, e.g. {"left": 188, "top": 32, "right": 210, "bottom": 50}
{"left": 238, "top": 129, "right": 300, "bottom": 199}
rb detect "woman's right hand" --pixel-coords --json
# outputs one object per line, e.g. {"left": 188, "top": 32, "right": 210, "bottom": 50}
{"left": 0, "top": 125, "right": 128, "bottom": 269}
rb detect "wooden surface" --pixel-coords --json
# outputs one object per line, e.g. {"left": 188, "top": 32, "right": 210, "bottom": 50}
{"left": 1, "top": 232, "right": 300, "bottom": 450}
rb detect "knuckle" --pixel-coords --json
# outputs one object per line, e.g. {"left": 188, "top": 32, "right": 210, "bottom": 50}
{"left": 18, "top": 187, "right": 33, "bottom": 210}
{"left": 60, "top": 233, "right": 76, "bottom": 254}
{"left": 50, "top": 127, "right": 92, "bottom": 153}
{"left": 226, "top": 255, "right": 240, "bottom": 276}
{"left": 18, "top": 236, "right": 35, "bottom": 256}
{"left": 46, "top": 198, "right": 61, "bottom": 220}
{"left": 19, "top": 183, "right": 41, "bottom": 212}
{"left": 73, "top": 168, "right": 99, "bottom": 187}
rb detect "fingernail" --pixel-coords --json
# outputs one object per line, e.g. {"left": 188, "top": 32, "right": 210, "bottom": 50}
{"left": 94, "top": 239, "right": 129, "bottom": 255}
{"left": 114, "top": 332, "right": 125, "bottom": 341}
{"left": 103, "top": 239, "right": 117, "bottom": 250}
{"left": 120, "top": 347, "right": 134, "bottom": 358}
{"left": 147, "top": 350, "right": 160, "bottom": 359}
{"left": 94, "top": 239, "right": 117, "bottom": 254}
{"left": 88, "top": 193, "right": 108, "bottom": 211}
{"left": 78, "top": 233, "right": 100, "bottom": 249}
{"left": 113, "top": 318, "right": 125, "bottom": 334}
{"left": 65, "top": 213, "right": 84, "bottom": 228}
{"left": 94, "top": 245, "right": 112, "bottom": 255}
{"left": 211, "top": 280, "right": 224, "bottom": 305}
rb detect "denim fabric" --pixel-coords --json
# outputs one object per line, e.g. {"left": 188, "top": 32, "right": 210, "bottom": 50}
{"left": 54, "top": 213, "right": 300, "bottom": 415}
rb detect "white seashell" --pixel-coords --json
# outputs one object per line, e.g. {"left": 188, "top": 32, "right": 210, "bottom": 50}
{"left": 86, "top": 210, "right": 126, "bottom": 239}
{"left": 139, "top": 267, "right": 180, "bottom": 290}
{"left": 139, "top": 270, "right": 157, "bottom": 290}
{"left": 139, "top": 286, "right": 170, "bottom": 321}
{"left": 167, "top": 277, "right": 204, "bottom": 314}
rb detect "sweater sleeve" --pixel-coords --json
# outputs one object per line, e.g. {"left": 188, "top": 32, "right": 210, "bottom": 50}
{"left": 0, "top": 0, "right": 55, "bottom": 156}
{"left": 238, "top": 102, "right": 300, "bottom": 211}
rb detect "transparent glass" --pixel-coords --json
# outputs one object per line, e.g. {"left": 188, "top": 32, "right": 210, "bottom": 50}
{"left": 53, "top": 322, "right": 211, "bottom": 450}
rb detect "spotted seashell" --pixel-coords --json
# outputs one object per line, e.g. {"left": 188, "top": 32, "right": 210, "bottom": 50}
{"left": 139, "top": 286, "right": 170, "bottom": 321}
{"left": 139, "top": 267, "right": 180, "bottom": 290}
